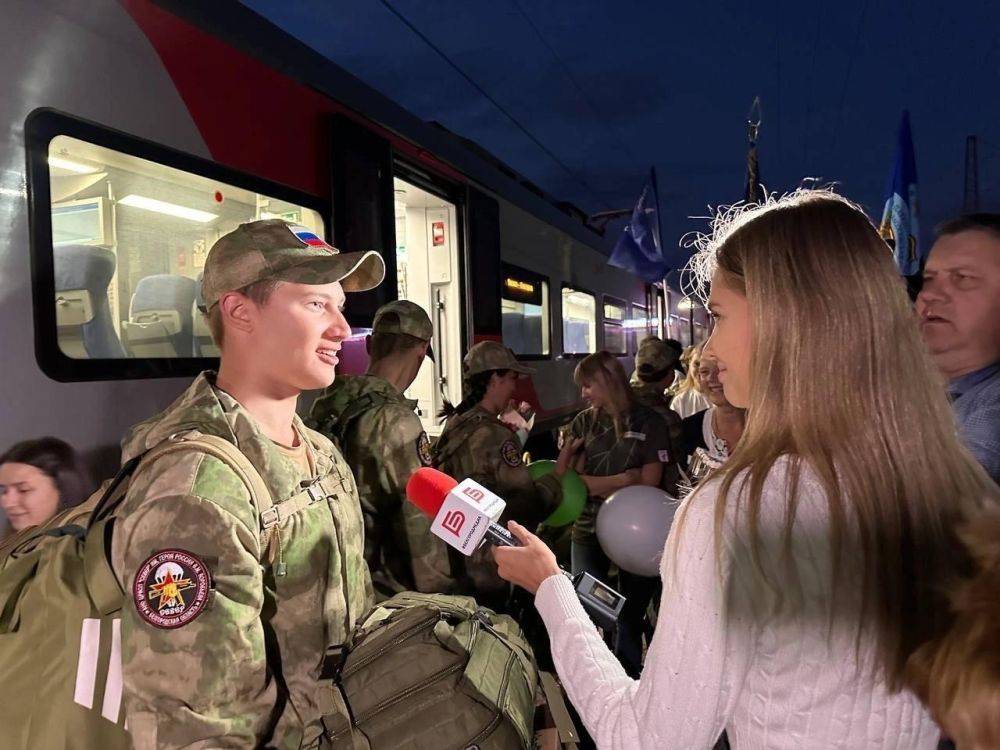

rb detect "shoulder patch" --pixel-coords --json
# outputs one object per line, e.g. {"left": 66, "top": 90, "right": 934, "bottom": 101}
{"left": 133, "top": 549, "right": 211, "bottom": 629}
{"left": 500, "top": 440, "right": 523, "bottom": 467}
{"left": 658, "top": 449, "right": 671, "bottom": 463}
{"left": 417, "top": 432, "right": 434, "bottom": 467}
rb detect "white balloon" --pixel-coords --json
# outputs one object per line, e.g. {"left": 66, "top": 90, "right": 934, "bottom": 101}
{"left": 596, "top": 485, "right": 680, "bottom": 576}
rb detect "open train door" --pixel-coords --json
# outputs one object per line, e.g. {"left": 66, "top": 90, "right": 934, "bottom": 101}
{"left": 390, "top": 168, "right": 466, "bottom": 435}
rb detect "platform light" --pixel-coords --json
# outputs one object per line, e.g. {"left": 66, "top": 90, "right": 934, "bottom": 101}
{"left": 118, "top": 194, "right": 218, "bottom": 223}
{"left": 678, "top": 297, "right": 695, "bottom": 311}
{"left": 48, "top": 156, "right": 100, "bottom": 174}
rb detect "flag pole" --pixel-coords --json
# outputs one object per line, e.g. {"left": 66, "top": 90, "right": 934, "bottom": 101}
{"left": 745, "top": 97, "right": 763, "bottom": 203}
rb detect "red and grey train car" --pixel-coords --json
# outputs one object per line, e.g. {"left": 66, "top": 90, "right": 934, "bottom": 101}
{"left": 0, "top": 0, "right": 709, "bottom": 502}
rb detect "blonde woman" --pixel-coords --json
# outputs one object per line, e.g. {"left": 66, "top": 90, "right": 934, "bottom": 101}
{"left": 493, "top": 190, "right": 998, "bottom": 749}
{"left": 563, "top": 350, "right": 668, "bottom": 678}
{"left": 670, "top": 343, "right": 711, "bottom": 417}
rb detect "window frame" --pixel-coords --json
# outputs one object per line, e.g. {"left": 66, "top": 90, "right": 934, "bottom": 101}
{"left": 26, "top": 108, "right": 329, "bottom": 382}
{"left": 500, "top": 262, "right": 552, "bottom": 361}
{"left": 559, "top": 282, "right": 598, "bottom": 359}
{"left": 628, "top": 301, "right": 650, "bottom": 353}
{"left": 601, "top": 294, "right": 628, "bottom": 356}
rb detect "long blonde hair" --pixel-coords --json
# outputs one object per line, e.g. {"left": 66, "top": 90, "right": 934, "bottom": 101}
{"left": 684, "top": 189, "right": 997, "bottom": 687}
{"left": 574, "top": 351, "right": 635, "bottom": 436}
{"left": 671, "top": 343, "right": 705, "bottom": 397}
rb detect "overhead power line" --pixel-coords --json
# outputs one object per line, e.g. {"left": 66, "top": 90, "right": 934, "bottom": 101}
{"left": 379, "top": 0, "right": 613, "bottom": 209}
{"left": 829, "top": 0, "right": 871, "bottom": 160}
{"left": 508, "top": 0, "right": 645, "bottom": 175}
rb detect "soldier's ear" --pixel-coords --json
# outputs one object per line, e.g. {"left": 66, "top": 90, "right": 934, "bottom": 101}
{"left": 219, "top": 291, "right": 254, "bottom": 336}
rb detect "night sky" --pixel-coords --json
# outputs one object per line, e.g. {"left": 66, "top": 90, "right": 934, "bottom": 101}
{"left": 241, "top": 0, "right": 998, "bottom": 270}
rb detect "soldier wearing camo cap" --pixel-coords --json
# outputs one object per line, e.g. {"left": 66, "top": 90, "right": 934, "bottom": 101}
{"left": 308, "top": 299, "right": 457, "bottom": 600}
{"left": 630, "top": 336, "right": 687, "bottom": 494}
{"left": 111, "top": 219, "right": 384, "bottom": 748}
{"left": 434, "top": 341, "right": 571, "bottom": 610}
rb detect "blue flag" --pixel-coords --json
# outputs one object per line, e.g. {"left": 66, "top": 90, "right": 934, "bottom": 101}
{"left": 609, "top": 168, "right": 671, "bottom": 283}
{"left": 878, "top": 111, "right": 921, "bottom": 276}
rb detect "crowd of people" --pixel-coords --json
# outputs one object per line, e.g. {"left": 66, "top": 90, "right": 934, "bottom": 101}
{"left": 1, "top": 197, "right": 997, "bottom": 749}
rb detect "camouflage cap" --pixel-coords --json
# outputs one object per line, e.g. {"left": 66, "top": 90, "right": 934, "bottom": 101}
{"left": 463, "top": 341, "right": 533, "bottom": 378}
{"left": 200, "top": 219, "right": 385, "bottom": 309}
{"left": 372, "top": 300, "right": 433, "bottom": 342}
{"left": 635, "top": 336, "right": 682, "bottom": 377}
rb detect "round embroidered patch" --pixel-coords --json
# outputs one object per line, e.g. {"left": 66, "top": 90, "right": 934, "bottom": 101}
{"left": 417, "top": 432, "right": 434, "bottom": 466}
{"left": 500, "top": 440, "right": 522, "bottom": 467}
{"left": 132, "top": 549, "right": 211, "bottom": 629}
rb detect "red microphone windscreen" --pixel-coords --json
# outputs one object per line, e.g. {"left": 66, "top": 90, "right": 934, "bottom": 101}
{"left": 405, "top": 467, "right": 458, "bottom": 518}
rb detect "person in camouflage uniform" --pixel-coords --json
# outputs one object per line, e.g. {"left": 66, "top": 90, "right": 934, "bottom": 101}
{"left": 434, "top": 341, "right": 568, "bottom": 610}
{"left": 630, "top": 336, "right": 688, "bottom": 495}
{"left": 111, "top": 219, "right": 385, "bottom": 749}
{"left": 307, "top": 300, "right": 455, "bottom": 600}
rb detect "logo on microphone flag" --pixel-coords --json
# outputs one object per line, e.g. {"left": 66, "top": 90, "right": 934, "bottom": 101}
{"left": 462, "top": 486, "right": 485, "bottom": 503}
{"left": 430, "top": 478, "right": 506, "bottom": 554}
{"left": 442, "top": 510, "right": 466, "bottom": 536}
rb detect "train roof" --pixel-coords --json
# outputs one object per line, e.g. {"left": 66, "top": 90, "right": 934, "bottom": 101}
{"left": 165, "top": 0, "right": 615, "bottom": 258}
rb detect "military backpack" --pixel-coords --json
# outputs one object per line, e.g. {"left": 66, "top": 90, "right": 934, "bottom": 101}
{"left": 0, "top": 432, "right": 275, "bottom": 750}
{"left": 324, "top": 591, "right": 540, "bottom": 750}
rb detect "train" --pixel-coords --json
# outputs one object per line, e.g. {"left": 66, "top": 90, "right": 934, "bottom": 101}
{"left": 0, "top": 0, "right": 710, "bottom": 524}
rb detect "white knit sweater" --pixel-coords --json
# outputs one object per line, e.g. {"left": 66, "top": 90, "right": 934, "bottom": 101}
{"left": 535, "top": 458, "right": 939, "bottom": 749}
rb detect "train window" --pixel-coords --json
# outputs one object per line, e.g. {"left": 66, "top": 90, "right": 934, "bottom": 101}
{"left": 561, "top": 286, "right": 596, "bottom": 355}
{"left": 27, "top": 110, "right": 328, "bottom": 381}
{"left": 602, "top": 297, "right": 627, "bottom": 355}
{"left": 501, "top": 264, "right": 550, "bottom": 357}
{"left": 628, "top": 302, "right": 650, "bottom": 351}
{"left": 668, "top": 313, "right": 685, "bottom": 343}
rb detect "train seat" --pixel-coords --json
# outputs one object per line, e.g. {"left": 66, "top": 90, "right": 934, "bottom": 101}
{"left": 53, "top": 244, "right": 125, "bottom": 359}
{"left": 192, "top": 272, "right": 220, "bottom": 357}
{"left": 122, "top": 274, "right": 196, "bottom": 357}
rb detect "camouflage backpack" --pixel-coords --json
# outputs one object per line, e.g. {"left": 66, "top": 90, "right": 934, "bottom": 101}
{"left": 0, "top": 432, "right": 273, "bottom": 750}
{"left": 312, "top": 390, "right": 390, "bottom": 452}
{"left": 324, "top": 592, "right": 541, "bottom": 750}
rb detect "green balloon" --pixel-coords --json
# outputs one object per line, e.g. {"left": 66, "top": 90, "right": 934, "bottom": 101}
{"left": 527, "top": 460, "right": 587, "bottom": 527}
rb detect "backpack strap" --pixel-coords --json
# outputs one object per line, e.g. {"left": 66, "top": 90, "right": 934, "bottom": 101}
{"left": 538, "top": 671, "right": 581, "bottom": 746}
{"left": 432, "top": 411, "right": 484, "bottom": 468}
{"left": 81, "top": 431, "right": 276, "bottom": 612}
{"left": 321, "top": 392, "right": 386, "bottom": 447}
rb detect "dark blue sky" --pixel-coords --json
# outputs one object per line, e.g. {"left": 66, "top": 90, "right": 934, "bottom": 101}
{"left": 241, "top": 0, "right": 998, "bottom": 268}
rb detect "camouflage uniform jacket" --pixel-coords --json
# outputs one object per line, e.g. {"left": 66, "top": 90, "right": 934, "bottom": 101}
{"left": 631, "top": 381, "right": 686, "bottom": 495}
{"left": 565, "top": 404, "right": 669, "bottom": 544}
{"left": 434, "top": 405, "right": 562, "bottom": 598}
{"left": 308, "top": 374, "right": 456, "bottom": 600}
{"left": 111, "top": 372, "right": 373, "bottom": 749}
